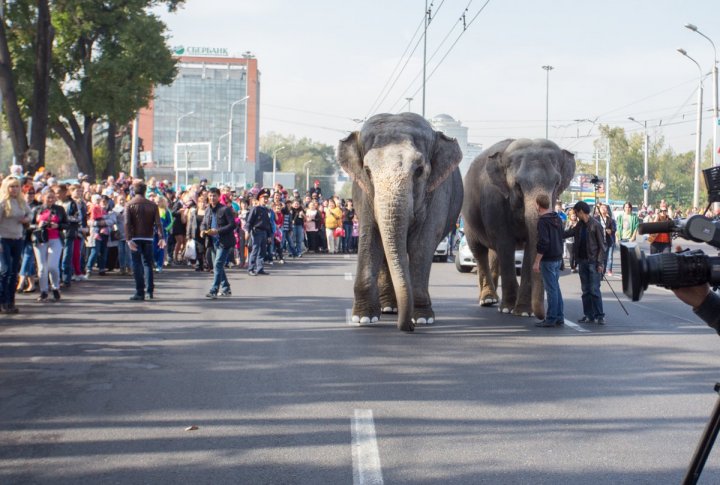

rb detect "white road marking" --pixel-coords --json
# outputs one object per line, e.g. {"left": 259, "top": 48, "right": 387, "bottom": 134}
{"left": 352, "top": 409, "right": 384, "bottom": 485}
{"left": 345, "top": 254, "right": 351, "bottom": 259}
{"left": 345, "top": 272, "right": 353, "bottom": 281}
{"left": 563, "top": 319, "right": 590, "bottom": 333}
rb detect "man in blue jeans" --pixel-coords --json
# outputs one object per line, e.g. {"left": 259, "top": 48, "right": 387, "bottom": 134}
{"left": 246, "top": 189, "right": 273, "bottom": 275}
{"left": 564, "top": 201, "right": 607, "bottom": 324}
{"left": 200, "top": 187, "right": 236, "bottom": 298}
{"left": 533, "top": 194, "right": 565, "bottom": 327}
{"left": 125, "top": 181, "right": 165, "bottom": 301}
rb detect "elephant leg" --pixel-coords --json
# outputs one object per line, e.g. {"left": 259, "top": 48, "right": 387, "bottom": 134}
{"left": 495, "top": 245, "right": 518, "bottom": 314}
{"left": 468, "top": 238, "right": 497, "bottom": 306}
{"left": 511, "top": 247, "right": 536, "bottom": 317}
{"left": 408, "top": 235, "right": 436, "bottom": 325}
{"left": 351, "top": 223, "right": 383, "bottom": 324}
{"left": 489, "top": 249, "right": 500, "bottom": 296}
{"left": 378, "top": 257, "right": 398, "bottom": 314}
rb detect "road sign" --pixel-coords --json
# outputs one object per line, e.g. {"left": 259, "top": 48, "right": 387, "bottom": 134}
{"left": 642, "top": 181, "right": 649, "bottom": 190}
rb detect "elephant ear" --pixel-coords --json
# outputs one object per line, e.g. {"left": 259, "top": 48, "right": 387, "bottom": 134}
{"left": 559, "top": 149, "right": 576, "bottom": 193}
{"left": 486, "top": 149, "right": 511, "bottom": 199}
{"left": 338, "top": 131, "right": 370, "bottom": 194}
{"left": 427, "top": 132, "right": 462, "bottom": 192}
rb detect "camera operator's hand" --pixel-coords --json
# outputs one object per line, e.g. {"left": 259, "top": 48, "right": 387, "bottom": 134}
{"left": 672, "top": 285, "right": 711, "bottom": 310}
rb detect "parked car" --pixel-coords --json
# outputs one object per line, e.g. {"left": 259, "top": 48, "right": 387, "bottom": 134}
{"left": 434, "top": 236, "right": 450, "bottom": 262}
{"left": 454, "top": 234, "right": 523, "bottom": 276}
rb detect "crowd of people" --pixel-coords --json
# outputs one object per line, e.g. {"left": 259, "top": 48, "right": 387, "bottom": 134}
{"left": 0, "top": 166, "right": 360, "bottom": 313}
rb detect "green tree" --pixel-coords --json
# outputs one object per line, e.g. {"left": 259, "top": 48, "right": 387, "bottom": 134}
{"left": 0, "top": 0, "right": 183, "bottom": 179}
{"left": 260, "top": 132, "right": 337, "bottom": 192}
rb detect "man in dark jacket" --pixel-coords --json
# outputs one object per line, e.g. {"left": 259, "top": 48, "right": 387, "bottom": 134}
{"left": 565, "top": 201, "right": 607, "bottom": 324}
{"left": 200, "top": 187, "right": 236, "bottom": 298}
{"left": 246, "top": 189, "right": 273, "bottom": 275}
{"left": 533, "top": 194, "right": 565, "bottom": 327}
{"left": 125, "top": 180, "right": 165, "bottom": 301}
{"left": 55, "top": 184, "right": 79, "bottom": 288}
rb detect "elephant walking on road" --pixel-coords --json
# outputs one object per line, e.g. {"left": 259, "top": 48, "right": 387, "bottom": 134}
{"left": 338, "top": 113, "right": 464, "bottom": 332}
{"left": 462, "top": 138, "right": 575, "bottom": 319}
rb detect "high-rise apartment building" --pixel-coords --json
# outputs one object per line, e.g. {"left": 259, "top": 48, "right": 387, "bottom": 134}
{"left": 138, "top": 47, "right": 260, "bottom": 188}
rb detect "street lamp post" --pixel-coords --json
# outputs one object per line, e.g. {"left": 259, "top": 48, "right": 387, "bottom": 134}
{"left": 272, "top": 146, "right": 286, "bottom": 189}
{"left": 686, "top": 23, "right": 718, "bottom": 169}
{"left": 678, "top": 48, "right": 704, "bottom": 210}
{"left": 303, "top": 159, "right": 313, "bottom": 193}
{"left": 628, "top": 117, "right": 649, "bottom": 206}
{"left": 228, "top": 95, "right": 250, "bottom": 184}
{"left": 174, "top": 110, "right": 194, "bottom": 189}
{"left": 405, "top": 97, "right": 413, "bottom": 112}
{"left": 217, "top": 131, "right": 230, "bottom": 182}
{"left": 542, "top": 65, "right": 554, "bottom": 139}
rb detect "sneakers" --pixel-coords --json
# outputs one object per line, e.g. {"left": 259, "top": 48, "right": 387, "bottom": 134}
{"left": 146, "top": 293, "right": 154, "bottom": 300}
{"left": 129, "top": 294, "right": 144, "bottom": 301}
{"left": 534, "top": 319, "right": 557, "bottom": 327}
{"left": 607, "top": 270, "right": 613, "bottom": 276}
{"left": 205, "top": 292, "right": 217, "bottom": 299}
{"left": 248, "top": 270, "right": 257, "bottom": 276}
{"left": 37, "top": 292, "right": 48, "bottom": 302}
{"left": 578, "top": 316, "right": 594, "bottom": 324}
{"left": 257, "top": 270, "right": 270, "bottom": 275}
{"left": 52, "top": 289, "right": 61, "bottom": 302}
{"left": 219, "top": 290, "right": 232, "bottom": 297}
{"left": 595, "top": 317, "right": 605, "bottom": 325}
{"left": 3, "top": 305, "right": 19, "bottom": 314}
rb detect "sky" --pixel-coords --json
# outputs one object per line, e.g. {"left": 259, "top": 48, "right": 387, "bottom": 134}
{"left": 155, "top": 0, "right": 720, "bottom": 161}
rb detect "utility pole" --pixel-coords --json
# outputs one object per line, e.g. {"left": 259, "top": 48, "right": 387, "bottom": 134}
{"left": 422, "top": 0, "right": 430, "bottom": 117}
{"left": 542, "top": 65, "right": 554, "bottom": 139}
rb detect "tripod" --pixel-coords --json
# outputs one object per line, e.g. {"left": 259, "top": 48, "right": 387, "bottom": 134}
{"left": 683, "top": 383, "right": 720, "bottom": 484}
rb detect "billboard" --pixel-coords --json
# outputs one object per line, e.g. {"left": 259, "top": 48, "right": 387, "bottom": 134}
{"left": 568, "top": 172, "right": 605, "bottom": 199}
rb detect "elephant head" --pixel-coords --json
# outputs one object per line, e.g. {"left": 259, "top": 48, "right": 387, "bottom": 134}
{"left": 338, "top": 113, "right": 462, "bottom": 330}
{"left": 487, "top": 138, "right": 575, "bottom": 314}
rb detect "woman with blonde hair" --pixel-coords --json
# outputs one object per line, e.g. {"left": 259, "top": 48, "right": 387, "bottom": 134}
{"left": 0, "top": 176, "right": 32, "bottom": 313}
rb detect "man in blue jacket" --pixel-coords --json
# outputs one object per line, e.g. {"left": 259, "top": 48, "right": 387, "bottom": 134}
{"left": 201, "top": 187, "right": 236, "bottom": 299}
{"left": 246, "top": 188, "right": 273, "bottom": 276}
{"left": 533, "top": 193, "right": 565, "bottom": 327}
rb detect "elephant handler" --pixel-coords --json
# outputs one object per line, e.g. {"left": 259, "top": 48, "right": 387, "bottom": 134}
{"left": 564, "top": 201, "right": 607, "bottom": 325}
{"left": 532, "top": 194, "right": 565, "bottom": 327}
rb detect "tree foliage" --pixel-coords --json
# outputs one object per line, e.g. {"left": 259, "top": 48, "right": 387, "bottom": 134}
{"left": 260, "top": 132, "right": 337, "bottom": 191}
{"left": 1, "top": 0, "right": 183, "bottom": 180}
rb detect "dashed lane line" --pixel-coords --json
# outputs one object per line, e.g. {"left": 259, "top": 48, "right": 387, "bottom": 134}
{"left": 563, "top": 319, "right": 590, "bottom": 333}
{"left": 352, "top": 409, "right": 384, "bottom": 485}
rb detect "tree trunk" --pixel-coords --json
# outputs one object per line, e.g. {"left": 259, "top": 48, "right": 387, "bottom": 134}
{"left": 103, "top": 121, "right": 117, "bottom": 179}
{"left": 52, "top": 117, "right": 96, "bottom": 181}
{"left": 29, "top": 0, "right": 53, "bottom": 173}
{"left": 0, "top": 14, "right": 28, "bottom": 166}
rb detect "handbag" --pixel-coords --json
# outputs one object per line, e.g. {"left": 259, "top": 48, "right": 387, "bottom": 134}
{"left": 184, "top": 239, "right": 197, "bottom": 260}
{"left": 334, "top": 227, "right": 344, "bottom": 238}
{"left": 110, "top": 225, "right": 122, "bottom": 241}
{"left": 31, "top": 227, "right": 49, "bottom": 244}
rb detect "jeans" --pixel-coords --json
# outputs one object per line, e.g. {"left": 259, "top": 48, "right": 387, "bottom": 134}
{"left": 61, "top": 236, "right": 75, "bottom": 283}
{"left": 0, "top": 238, "right": 24, "bottom": 307}
{"left": 282, "top": 229, "right": 296, "bottom": 257}
{"left": 605, "top": 242, "right": 615, "bottom": 272}
{"left": 87, "top": 235, "right": 108, "bottom": 272}
{"left": 248, "top": 229, "right": 268, "bottom": 272}
{"left": 153, "top": 234, "right": 167, "bottom": 269}
{"left": 540, "top": 259, "right": 564, "bottom": 322}
{"left": 34, "top": 238, "right": 62, "bottom": 294}
{"left": 19, "top": 242, "right": 36, "bottom": 277}
{"left": 343, "top": 222, "right": 354, "bottom": 252}
{"left": 210, "top": 243, "right": 231, "bottom": 294}
{"left": 578, "top": 259, "right": 604, "bottom": 319}
{"left": 292, "top": 225, "right": 304, "bottom": 256}
{"left": 130, "top": 240, "right": 154, "bottom": 297}
{"left": 117, "top": 240, "right": 132, "bottom": 269}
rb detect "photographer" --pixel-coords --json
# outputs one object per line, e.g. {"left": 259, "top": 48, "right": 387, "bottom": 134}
{"left": 673, "top": 285, "right": 720, "bottom": 334}
{"left": 564, "top": 201, "right": 607, "bottom": 324}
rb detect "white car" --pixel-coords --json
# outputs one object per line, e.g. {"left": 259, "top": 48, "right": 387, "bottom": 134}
{"left": 455, "top": 235, "right": 523, "bottom": 276}
{"left": 434, "top": 236, "right": 450, "bottom": 262}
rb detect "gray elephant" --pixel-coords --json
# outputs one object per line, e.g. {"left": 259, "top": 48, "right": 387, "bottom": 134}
{"left": 338, "top": 113, "right": 463, "bottom": 332}
{"left": 462, "top": 138, "right": 575, "bottom": 319}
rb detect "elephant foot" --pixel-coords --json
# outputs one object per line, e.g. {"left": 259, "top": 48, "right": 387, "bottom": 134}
{"left": 352, "top": 315, "right": 380, "bottom": 325}
{"left": 412, "top": 308, "right": 436, "bottom": 326}
{"left": 480, "top": 297, "right": 498, "bottom": 306}
{"left": 498, "top": 306, "right": 513, "bottom": 314}
{"left": 513, "top": 304, "right": 534, "bottom": 318}
{"left": 398, "top": 319, "right": 415, "bottom": 332}
{"left": 382, "top": 307, "right": 398, "bottom": 314}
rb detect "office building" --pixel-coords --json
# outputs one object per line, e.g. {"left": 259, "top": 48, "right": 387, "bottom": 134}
{"left": 430, "top": 114, "right": 483, "bottom": 177}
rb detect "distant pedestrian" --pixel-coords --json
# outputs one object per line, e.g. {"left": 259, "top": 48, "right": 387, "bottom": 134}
{"left": 565, "top": 201, "right": 607, "bottom": 324}
{"left": 201, "top": 187, "right": 236, "bottom": 298}
{"left": 533, "top": 194, "right": 565, "bottom": 327}
{"left": 125, "top": 181, "right": 165, "bottom": 301}
{"left": 246, "top": 188, "right": 273, "bottom": 275}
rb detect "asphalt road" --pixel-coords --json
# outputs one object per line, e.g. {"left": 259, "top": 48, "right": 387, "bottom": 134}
{"left": 2, "top": 248, "right": 720, "bottom": 484}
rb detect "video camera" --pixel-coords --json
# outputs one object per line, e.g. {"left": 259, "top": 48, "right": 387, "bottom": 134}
{"left": 621, "top": 166, "right": 720, "bottom": 301}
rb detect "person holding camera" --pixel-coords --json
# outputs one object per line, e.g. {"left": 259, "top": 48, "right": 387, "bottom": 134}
{"left": 565, "top": 201, "right": 607, "bottom": 324}
{"left": 29, "top": 188, "right": 69, "bottom": 302}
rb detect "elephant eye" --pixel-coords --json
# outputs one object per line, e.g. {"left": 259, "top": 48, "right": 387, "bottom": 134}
{"left": 414, "top": 166, "right": 424, "bottom": 178}
{"left": 364, "top": 166, "right": 373, "bottom": 181}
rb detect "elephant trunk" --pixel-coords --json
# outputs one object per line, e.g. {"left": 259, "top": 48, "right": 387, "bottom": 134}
{"left": 375, "top": 191, "right": 414, "bottom": 331}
